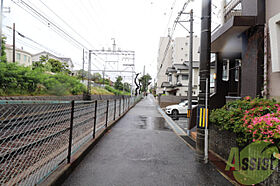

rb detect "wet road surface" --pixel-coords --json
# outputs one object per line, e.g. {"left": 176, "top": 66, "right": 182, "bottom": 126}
{"left": 63, "top": 95, "right": 231, "bottom": 186}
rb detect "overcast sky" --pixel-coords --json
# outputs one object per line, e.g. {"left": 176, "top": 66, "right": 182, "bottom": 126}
{"left": 3, "top": 0, "right": 222, "bottom": 82}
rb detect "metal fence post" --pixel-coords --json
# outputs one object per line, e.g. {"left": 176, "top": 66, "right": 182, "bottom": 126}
{"left": 67, "top": 100, "right": 75, "bottom": 164}
{"left": 123, "top": 97, "right": 125, "bottom": 113}
{"left": 93, "top": 100, "right": 97, "bottom": 138}
{"left": 114, "top": 99, "right": 116, "bottom": 120}
{"left": 119, "top": 99, "right": 121, "bottom": 116}
{"left": 105, "top": 100, "right": 109, "bottom": 128}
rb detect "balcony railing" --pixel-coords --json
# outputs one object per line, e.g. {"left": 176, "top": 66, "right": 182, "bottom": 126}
{"left": 224, "top": 0, "right": 242, "bottom": 23}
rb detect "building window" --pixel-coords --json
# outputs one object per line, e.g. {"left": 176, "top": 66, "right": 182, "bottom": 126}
{"left": 185, "top": 54, "right": 188, "bottom": 57}
{"left": 185, "top": 43, "right": 188, "bottom": 46}
{"left": 24, "top": 55, "right": 27, "bottom": 62}
{"left": 235, "top": 59, "right": 241, "bottom": 82}
{"left": 222, "top": 59, "right": 229, "bottom": 81}
{"left": 181, "top": 48, "right": 183, "bottom": 50}
{"left": 182, "top": 75, "right": 188, "bottom": 80}
{"left": 16, "top": 53, "right": 21, "bottom": 61}
{"left": 181, "top": 59, "right": 183, "bottom": 61}
{"left": 168, "top": 75, "right": 172, "bottom": 82}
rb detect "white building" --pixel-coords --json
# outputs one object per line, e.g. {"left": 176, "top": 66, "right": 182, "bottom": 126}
{"left": 5, "top": 44, "right": 32, "bottom": 67}
{"left": 32, "top": 51, "right": 74, "bottom": 71}
{"left": 156, "top": 36, "right": 201, "bottom": 97}
{"left": 156, "top": 37, "right": 173, "bottom": 95}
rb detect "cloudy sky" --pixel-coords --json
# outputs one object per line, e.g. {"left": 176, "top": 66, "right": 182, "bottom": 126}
{"left": 3, "top": 0, "right": 222, "bottom": 82}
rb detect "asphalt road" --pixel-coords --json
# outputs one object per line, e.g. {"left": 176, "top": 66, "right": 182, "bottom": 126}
{"left": 62, "top": 95, "right": 231, "bottom": 186}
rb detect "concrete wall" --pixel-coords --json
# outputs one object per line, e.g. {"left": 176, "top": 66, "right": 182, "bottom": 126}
{"left": 266, "top": 0, "right": 280, "bottom": 101}
{"left": 157, "top": 95, "right": 188, "bottom": 108}
{"left": 209, "top": 124, "right": 280, "bottom": 185}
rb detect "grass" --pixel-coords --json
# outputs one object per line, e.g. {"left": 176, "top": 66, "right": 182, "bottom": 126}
{"left": 91, "top": 86, "right": 114, "bottom": 95}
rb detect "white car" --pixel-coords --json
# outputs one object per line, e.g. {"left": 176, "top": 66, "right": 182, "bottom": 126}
{"left": 165, "top": 100, "right": 198, "bottom": 115}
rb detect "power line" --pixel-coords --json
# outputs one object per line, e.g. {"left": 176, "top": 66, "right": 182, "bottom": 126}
{"left": 36, "top": 0, "right": 95, "bottom": 49}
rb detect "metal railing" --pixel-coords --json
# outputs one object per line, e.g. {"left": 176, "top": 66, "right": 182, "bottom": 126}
{"left": 0, "top": 95, "right": 142, "bottom": 185}
{"left": 224, "top": 0, "right": 242, "bottom": 23}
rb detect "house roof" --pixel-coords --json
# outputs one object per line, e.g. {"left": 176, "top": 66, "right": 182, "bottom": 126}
{"left": 32, "top": 51, "right": 74, "bottom": 67}
{"left": 183, "top": 61, "right": 200, "bottom": 68}
{"left": 173, "top": 64, "right": 188, "bottom": 70}
{"left": 5, "top": 44, "right": 32, "bottom": 56}
{"left": 165, "top": 67, "right": 176, "bottom": 75}
{"left": 161, "top": 82, "right": 172, "bottom": 88}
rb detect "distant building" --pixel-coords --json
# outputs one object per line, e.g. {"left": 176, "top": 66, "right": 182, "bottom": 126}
{"left": 5, "top": 44, "right": 32, "bottom": 66}
{"left": 32, "top": 51, "right": 74, "bottom": 71}
{"left": 156, "top": 36, "right": 203, "bottom": 98}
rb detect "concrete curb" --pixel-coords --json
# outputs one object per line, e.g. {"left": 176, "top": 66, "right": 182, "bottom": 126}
{"left": 39, "top": 99, "right": 142, "bottom": 186}
{"left": 154, "top": 98, "right": 237, "bottom": 185}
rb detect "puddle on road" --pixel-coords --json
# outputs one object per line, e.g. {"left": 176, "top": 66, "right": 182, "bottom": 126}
{"left": 136, "top": 116, "right": 171, "bottom": 131}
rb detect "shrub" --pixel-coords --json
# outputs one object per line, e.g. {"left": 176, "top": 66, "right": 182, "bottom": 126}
{"left": 0, "top": 62, "right": 86, "bottom": 96}
{"left": 210, "top": 97, "right": 280, "bottom": 147}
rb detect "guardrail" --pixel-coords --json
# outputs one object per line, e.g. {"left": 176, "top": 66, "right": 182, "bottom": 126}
{"left": 224, "top": 0, "right": 242, "bottom": 23}
{"left": 0, "top": 95, "right": 142, "bottom": 185}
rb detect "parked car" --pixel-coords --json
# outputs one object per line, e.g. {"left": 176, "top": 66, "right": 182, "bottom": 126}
{"left": 165, "top": 100, "right": 198, "bottom": 115}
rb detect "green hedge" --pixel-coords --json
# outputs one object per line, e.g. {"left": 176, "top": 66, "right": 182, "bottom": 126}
{"left": 210, "top": 97, "right": 280, "bottom": 147}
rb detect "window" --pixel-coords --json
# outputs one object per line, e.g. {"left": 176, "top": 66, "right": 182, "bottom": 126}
{"left": 24, "top": 55, "right": 27, "bottom": 62}
{"left": 222, "top": 59, "right": 229, "bottom": 81}
{"left": 181, "top": 48, "right": 184, "bottom": 50}
{"left": 235, "top": 59, "right": 241, "bottom": 82}
{"left": 168, "top": 75, "right": 172, "bottom": 82}
{"left": 16, "top": 53, "right": 21, "bottom": 61}
{"left": 181, "top": 59, "right": 183, "bottom": 61}
{"left": 182, "top": 75, "right": 188, "bottom": 80}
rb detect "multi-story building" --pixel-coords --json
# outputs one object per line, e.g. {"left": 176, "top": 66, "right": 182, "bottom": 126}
{"left": 156, "top": 36, "right": 201, "bottom": 97}
{"left": 266, "top": 0, "right": 280, "bottom": 101}
{"left": 210, "top": 0, "right": 265, "bottom": 108}
{"left": 156, "top": 37, "right": 173, "bottom": 95}
{"left": 32, "top": 51, "right": 74, "bottom": 71}
{"left": 5, "top": 44, "right": 32, "bottom": 66}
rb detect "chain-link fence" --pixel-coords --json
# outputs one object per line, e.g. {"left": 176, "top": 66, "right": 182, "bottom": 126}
{"left": 0, "top": 95, "right": 142, "bottom": 185}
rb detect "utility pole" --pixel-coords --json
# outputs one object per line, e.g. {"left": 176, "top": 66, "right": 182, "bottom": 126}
{"left": 82, "top": 49, "right": 85, "bottom": 82}
{"left": 13, "top": 23, "right": 15, "bottom": 62}
{"left": 87, "top": 50, "right": 91, "bottom": 96}
{"left": 0, "top": 0, "right": 3, "bottom": 59}
{"left": 197, "top": 0, "right": 211, "bottom": 164}
{"left": 187, "top": 9, "right": 193, "bottom": 135}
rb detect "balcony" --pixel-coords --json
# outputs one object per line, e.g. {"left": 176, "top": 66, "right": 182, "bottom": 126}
{"left": 224, "top": 0, "right": 242, "bottom": 23}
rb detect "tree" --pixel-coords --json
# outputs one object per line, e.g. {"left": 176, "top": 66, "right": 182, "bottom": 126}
{"left": 114, "top": 76, "right": 123, "bottom": 90}
{"left": 139, "top": 74, "right": 152, "bottom": 92}
{"left": 32, "top": 55, "right": 70, "bottom": 74}
{"left": 0, "top": 36, "right": 7, "bottom": 63}
{"left": 92, "top": 73, "right": 101, "bottom": 82}
{"left": 123, "top": 82, "right": 130, "bottom": 92}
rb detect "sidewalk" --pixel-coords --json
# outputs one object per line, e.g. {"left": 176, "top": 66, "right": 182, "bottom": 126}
{"left": 62, "top": 95, "right": 231, "bottom": 186}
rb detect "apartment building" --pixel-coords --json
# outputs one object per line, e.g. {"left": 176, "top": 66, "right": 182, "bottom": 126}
{"left": 210, "top": 0, "right": 265, "bottom": 108}
{"left": 156, "top": 37, "right": 173, "bottom": 95}
{"left": 156, "top": 36, "right": 200, "bottom": 97}
{"left": 266, "top": 0, "right": 280, "bottom": 101}
{"left": 5, "top": 44, "right": 32, "bottom": 67}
